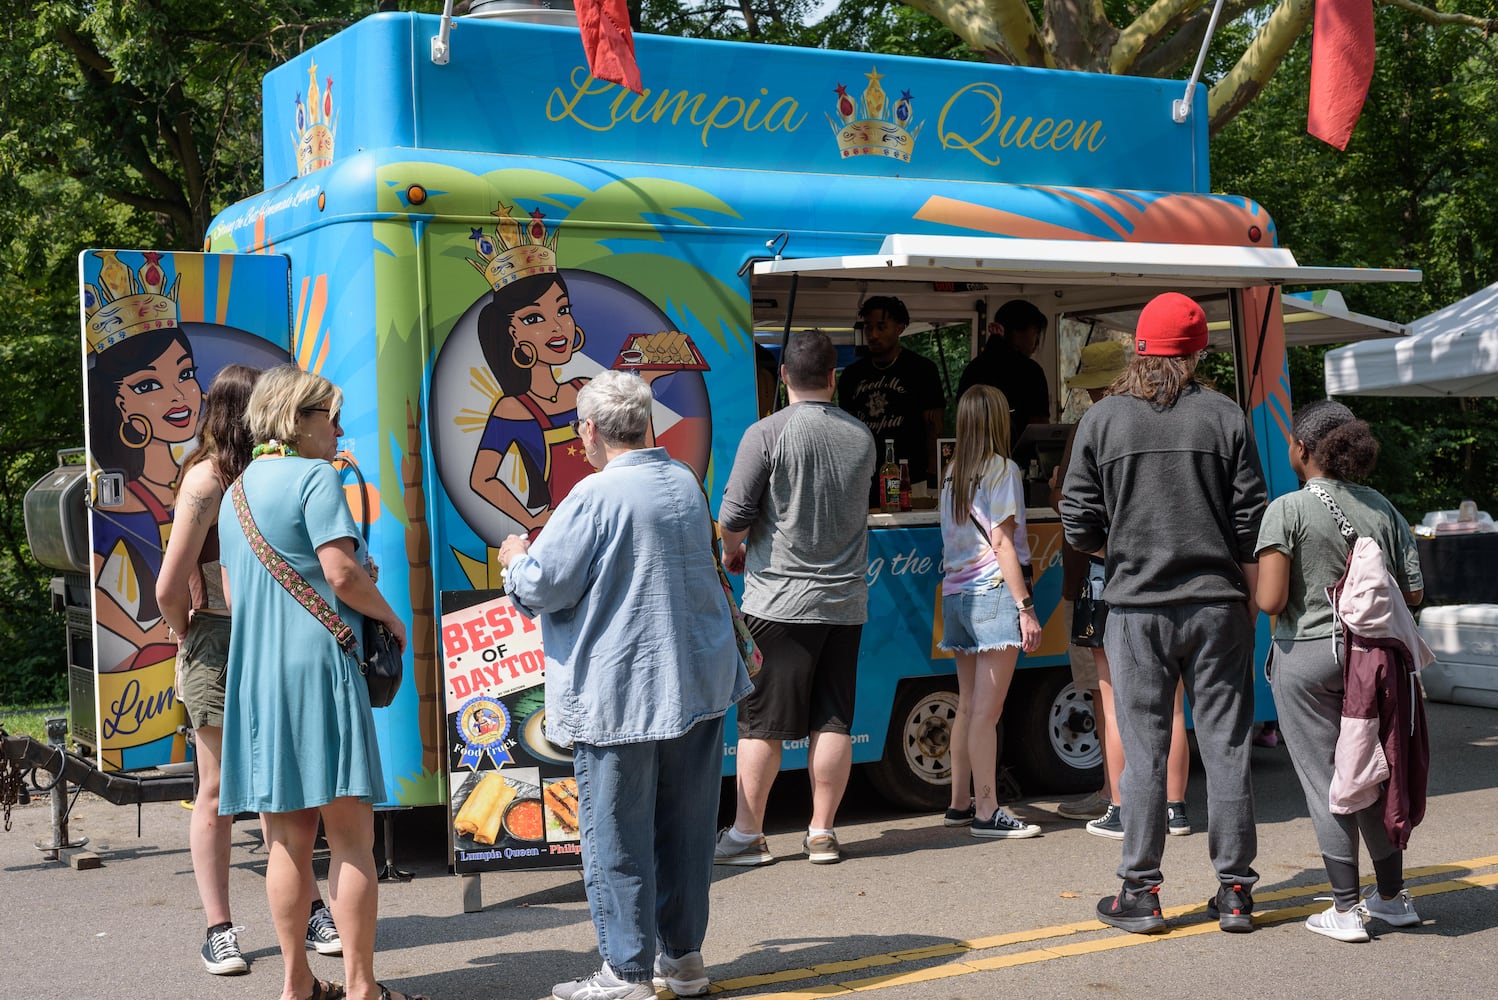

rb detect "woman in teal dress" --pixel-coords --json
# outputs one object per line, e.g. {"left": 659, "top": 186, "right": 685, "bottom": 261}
{"left": 218, "top": 365, "right": 424, "bottom": 1000}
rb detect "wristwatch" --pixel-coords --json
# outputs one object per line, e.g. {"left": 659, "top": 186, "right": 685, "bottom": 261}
{"left": 1016, "top": 596, "right": 1035, "bottom": 613}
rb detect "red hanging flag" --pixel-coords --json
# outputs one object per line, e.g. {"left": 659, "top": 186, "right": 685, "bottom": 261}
{"left": 575, "top": 0, "right": 643, "bottom": 94}
{"left": 1307, "top": 0, "right": 1376, "bottom": 150}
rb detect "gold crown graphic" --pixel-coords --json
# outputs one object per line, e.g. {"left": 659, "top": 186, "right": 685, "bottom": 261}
{"left": 468, "top": 201, "right": 560, "bottom": 291}
{"left": 827, "top": 67, "right": 923, "bottom": 163}
{"left": 82, "top": 250, "right": 181, "bottom": 356}
{"left": 295, "top": 60, "right": 335, "bottom": 177}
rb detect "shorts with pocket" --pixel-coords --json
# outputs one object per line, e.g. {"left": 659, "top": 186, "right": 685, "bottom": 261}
{"left": 940, "top": 586, "right": 1021, "bottom": 654}
{"left": 177, "top": 612, "right": 232, "bottom": 730}
{"left": 736, "top": 617, "right": 861, "bottom": 740}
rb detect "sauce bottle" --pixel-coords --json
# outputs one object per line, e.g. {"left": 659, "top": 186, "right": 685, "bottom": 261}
{"left": 879, "top": 440, "right": 901, "bottom": 513}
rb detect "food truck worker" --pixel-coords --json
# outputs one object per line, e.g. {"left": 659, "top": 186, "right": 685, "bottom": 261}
{"left": 838, "top": 295, "right": 946, "bottom": 486}
{"left": 957, "top": 299, "right": 1051, "bottom": 448}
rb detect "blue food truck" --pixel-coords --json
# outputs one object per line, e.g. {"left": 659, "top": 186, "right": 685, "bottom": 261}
{"left": 75, "top": 7, "right": 1417, "bottom": 842}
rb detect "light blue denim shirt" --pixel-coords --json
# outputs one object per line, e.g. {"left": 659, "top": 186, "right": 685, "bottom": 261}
{"left": 505, "top": 448, "right": 753, "bottom": 747}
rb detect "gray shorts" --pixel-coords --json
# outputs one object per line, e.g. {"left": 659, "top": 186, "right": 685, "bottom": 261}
{"left": 177, "top": 612, "right": 232, "bottom": 730}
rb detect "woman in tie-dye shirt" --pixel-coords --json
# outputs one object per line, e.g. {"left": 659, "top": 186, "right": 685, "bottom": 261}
{"left": 939, "top": 385, "right": 1043, "bottom": 840}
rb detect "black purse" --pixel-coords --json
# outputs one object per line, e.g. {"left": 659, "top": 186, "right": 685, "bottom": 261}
{"left": 360, "top": 620, "right": 403, "bottom": 708}
{"left": 1071, "top": 560, "right": 1109, "bottom": 648}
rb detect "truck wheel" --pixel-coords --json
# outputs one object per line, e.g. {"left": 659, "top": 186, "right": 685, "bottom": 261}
{"left": 865, "top": 678, "right": 1004, "bottom": 811}
{"left": 1008, "top": 666, "right": 1104, "bottom": 794}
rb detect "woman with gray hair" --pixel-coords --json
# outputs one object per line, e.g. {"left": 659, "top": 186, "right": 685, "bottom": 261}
{"left": 498, "top": 370, "right": 753, "bottom": 1000}
{"left": 218, "top": 365, "right": 423, "bottom": 1000}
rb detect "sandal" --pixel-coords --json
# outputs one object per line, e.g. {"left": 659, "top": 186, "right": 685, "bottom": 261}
{"left": 307, "top": 981, "right": 346, "bottom": 1000}
{"left": 378, "top": 985, "right": 430, "bottom": 1000}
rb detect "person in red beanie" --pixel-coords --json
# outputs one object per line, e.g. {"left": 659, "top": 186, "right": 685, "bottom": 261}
{"left": 1059, "top": 291, "right": 1268, "bottom": 935}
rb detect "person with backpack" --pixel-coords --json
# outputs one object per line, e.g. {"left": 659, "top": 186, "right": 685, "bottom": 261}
{"left": 1255, "top": 400, "right": 1427, "bottom": 942}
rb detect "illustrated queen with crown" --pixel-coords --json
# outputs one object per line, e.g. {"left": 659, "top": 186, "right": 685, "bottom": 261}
{"left": 467, "top": 202, "right": 668, "bottom": 539}
{"left": 83, "top": 250, "right": 202, "bottom": 672}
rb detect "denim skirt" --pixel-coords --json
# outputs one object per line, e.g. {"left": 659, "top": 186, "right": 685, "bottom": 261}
{"left": 940, "top": 585, "right": 1022, "bottom": 653}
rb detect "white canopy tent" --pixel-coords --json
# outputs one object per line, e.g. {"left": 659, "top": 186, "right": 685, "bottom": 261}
{"left": 1324, "top": 281, "right": 1498, "bottom": 397}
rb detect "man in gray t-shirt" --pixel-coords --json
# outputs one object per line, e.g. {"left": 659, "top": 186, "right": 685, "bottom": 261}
{"left": 713, "top": 330, "right": 876, "bottom": 867}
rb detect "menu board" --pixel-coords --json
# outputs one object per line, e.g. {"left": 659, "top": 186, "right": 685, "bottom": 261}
{"left": 440, "top": 590, "right": 581, "bottom": 873}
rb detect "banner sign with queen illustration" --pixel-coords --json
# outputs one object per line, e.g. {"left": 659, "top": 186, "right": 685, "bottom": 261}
{"left": 79, "top": 250, "right": 293, "bottom": 772}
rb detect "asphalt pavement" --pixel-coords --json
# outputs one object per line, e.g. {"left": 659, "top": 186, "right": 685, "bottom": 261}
{"left": 4, "top": 700, "right": 1498, "bottom": 1000}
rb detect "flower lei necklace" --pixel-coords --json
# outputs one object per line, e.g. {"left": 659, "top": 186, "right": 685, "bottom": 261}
{"left": 252, "top": 439, "right": 299, "bottom": 459}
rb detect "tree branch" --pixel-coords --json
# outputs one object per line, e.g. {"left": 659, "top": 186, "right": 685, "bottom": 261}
{"left": 1378, "top": 0, "right": 1498, "bottom": 33}
{"left": 902, "top": 0, "right": 1022, "bottom": 62}
{"left": 1111, "top": 0, "right": 1203, "bottom": 73}
{"left": 1044, "top": 0, "right": 1116, "bottom": 72}
{"left": 984, "top": 0, "right": 1055, "bottom": 66}
{"left": 1207, "top": 0, "right": 1315, "bottom": 133}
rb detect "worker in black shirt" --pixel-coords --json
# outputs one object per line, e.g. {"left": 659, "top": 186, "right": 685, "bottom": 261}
{"left": 838, "top": 295, "right": 946, "bottom": 487}
{"left": 957, "top": 299, "right": 1050, "bottom": 447}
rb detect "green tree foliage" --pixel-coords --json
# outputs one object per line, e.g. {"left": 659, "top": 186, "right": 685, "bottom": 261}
{"left": 0, "top": 1, "right": 432, "bottom": 702}
{"left": 1212, "top": 16, "right": 1498, "bottom": 518}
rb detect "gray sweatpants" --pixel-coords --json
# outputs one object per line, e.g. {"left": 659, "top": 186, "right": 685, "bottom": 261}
{"left": 1106, "top": 602, "right": 1258, "bottom": 891}
{"left": 1270, "top": 637, "right": 1397, "bottom": 870}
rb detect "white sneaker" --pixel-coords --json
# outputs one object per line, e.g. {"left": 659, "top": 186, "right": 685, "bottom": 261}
{"left": 1305, "top": 900, "right": 1369, "bottom": 943}
{"left": 1360, "top": 886, "right": 1421, "bottom": 927}
{"left": 653, "top": 950, "right": 710, "bottom": 997}
{"left": 552, "top": 964, "right": 656, "bottom": 1000}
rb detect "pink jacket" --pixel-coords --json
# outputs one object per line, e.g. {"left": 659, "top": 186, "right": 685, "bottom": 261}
{"left": 1328, "top": 537, "right": 1434, "bottom": 849}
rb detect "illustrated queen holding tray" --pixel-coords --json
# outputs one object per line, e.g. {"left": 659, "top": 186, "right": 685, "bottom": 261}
{"left": 466, "top": 201, "right": 701, "bottom": 539}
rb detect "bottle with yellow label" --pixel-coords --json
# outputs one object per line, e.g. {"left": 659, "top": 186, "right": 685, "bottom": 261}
{"left": 879, "top": 439, "right": 901, "bottom": 513}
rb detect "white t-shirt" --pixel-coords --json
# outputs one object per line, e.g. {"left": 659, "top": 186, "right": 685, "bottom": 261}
{"left": 940, "top": 455, "right": 1029, "bottom": 596}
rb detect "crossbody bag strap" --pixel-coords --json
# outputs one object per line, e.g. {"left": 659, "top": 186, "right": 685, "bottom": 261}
{"left": 1307, "top": 483, "right": 1359, "bottom": 542}
{"left": 231, "top": 478, "right": 359, "bottom": 655}
{"left": 969, "top": 512, "right": 990, "bottom": 547}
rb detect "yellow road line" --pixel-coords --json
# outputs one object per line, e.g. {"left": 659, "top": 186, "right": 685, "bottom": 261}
{"left": 709, "top": 856, "right": 1498, "bottom": 998}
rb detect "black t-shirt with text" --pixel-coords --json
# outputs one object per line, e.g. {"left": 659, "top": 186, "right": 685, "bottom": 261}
{"left": 838, "top": 349, "right": 946, "bottom": 478}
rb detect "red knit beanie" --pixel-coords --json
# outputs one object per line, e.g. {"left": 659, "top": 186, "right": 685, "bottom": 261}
{"left": 1135, "top": 292, "right": 1208, "bottom": 357}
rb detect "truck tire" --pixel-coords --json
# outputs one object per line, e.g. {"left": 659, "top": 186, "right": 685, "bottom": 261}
{"left": 1007, "top": 666, "right": 1104, "bottom": 794}
{"left": 865, "top": 678, "right": 1004, "bottom": 811}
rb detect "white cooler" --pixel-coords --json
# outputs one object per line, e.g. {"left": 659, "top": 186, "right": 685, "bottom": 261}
{"left": 1418, "top": 604, "right": 1498, "bottom": 708}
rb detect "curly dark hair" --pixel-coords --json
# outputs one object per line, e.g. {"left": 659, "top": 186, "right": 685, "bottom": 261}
{"left": 1293, "top": 399, "right": 1379, "bottom": 481}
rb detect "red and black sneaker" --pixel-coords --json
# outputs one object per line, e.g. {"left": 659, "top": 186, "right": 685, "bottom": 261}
{"left": 1206, "top": 882, "right": 1255, "bottom": 933}
{"left": 1096, "top": 884, "right": 1167, "bottom": 934}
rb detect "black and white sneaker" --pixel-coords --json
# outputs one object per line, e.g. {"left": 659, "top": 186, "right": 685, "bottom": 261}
{"left": 970, "top": 806, "right": 1041, "bottom": 839}
{"left": 1167, "top": 801, "right": 1192, "bottom": 836}
{"left": 306, "top": 903, "right": 343, "bottom": 955}
{"left": 943, "top": 799, "right": 977, "bottom": 827}
{"left": 201, "top": 924, "right": 248, "bottom": 975}
{"left": 1086, "top": 804, "right": 1125, "bottom": 840}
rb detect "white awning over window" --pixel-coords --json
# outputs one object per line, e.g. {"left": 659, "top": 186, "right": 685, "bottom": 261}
{"left": 752, "top": 235, "right": 1420, "bottom": 303}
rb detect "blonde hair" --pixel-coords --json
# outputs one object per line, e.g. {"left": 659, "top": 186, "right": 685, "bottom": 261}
{"left": 246, "top": 364, "right": 342, "bottom": 446}
{"left": 946, "top": 385, "right": 1012, "bottom": 521}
